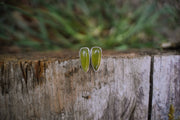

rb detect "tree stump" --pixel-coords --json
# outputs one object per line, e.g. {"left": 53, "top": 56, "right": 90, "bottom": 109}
{"left": 0, "top": 50, "right": 179, "bottom": 120}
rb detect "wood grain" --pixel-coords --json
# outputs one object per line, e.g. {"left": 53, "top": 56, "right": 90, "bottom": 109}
{"left": 0, "top": 51, "right": 180, "bottom": 120}
{"left": 0, "top": 55, "right": 151, "bottom": 120}
{"left": 152, "top": 55, "right": 180, "bottom": 120}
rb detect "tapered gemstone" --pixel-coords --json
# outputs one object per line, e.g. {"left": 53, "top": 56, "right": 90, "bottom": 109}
{"left": 91, "top": 47, "right": 102, "bottom": 71}
{"left": 79, "top": 47, "right": 90, "bottom": 72}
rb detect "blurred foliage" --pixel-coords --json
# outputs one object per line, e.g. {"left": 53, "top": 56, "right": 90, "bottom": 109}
{"left": 0, "top": 0, "right": 178, "bottom": 51}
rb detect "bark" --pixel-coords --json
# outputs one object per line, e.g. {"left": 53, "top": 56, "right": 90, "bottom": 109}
{"left": 0, "top": 50, "right": 179, "bottom": 120}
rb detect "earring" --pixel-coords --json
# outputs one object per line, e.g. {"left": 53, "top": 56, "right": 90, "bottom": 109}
{"left": 79, "top": 47, "right": 90, "bottom": 72}
{"left": 91, "top": 47, "right": 102, "bottom": 72}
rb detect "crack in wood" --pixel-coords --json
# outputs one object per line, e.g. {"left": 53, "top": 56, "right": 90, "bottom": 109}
{"left": 0, "top": 62, "right": 4, "bottom": 95}
{"left": 148, "top": 56, "right": 154, "bottom": 120}
{"left": 34, "top": 61, "right": 45, "bottom": 85}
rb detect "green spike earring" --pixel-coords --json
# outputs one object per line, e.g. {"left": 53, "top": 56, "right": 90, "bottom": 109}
{"left": 91, "top": 47, "right": 102, "bottom": 72}
{"left": 79, "top": 47, "right": 90, "bottom": 72}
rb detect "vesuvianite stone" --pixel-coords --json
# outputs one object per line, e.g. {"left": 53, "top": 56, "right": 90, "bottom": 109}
{"left": 80, "top": 48, "right": 90, "bottom": 72}
{"left": 91, "top": 47, "right": 102, "bottom": 71}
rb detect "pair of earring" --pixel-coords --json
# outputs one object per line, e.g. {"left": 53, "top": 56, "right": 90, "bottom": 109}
{"left": 79, "top": 47, "right": 102, "bottom": 72}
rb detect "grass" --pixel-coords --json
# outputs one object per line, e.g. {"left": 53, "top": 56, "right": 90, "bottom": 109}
{"left": 0, "top": 0, "right": 178, "bottom": 51}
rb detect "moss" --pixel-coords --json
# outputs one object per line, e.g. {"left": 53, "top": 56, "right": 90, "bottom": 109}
{"left": 168, "top": 104, "right": 180, "bottom": 120}
{"left": 168, "top": 104, "right": 175, "bottom": 120}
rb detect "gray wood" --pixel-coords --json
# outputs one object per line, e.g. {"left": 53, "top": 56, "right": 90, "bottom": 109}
{"left": 0, "top": 56, "right": 151, "bottom": 120}
{"left": 152, "top": 55, "right": 180, "bottom": 120}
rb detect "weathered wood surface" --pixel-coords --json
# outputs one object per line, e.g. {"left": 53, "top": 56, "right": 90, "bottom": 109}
{"left": 152, "top": 55, "right": 180, "bottom": 120}
{"left": 0, "top": 51, "right": 179, "bottom": 120}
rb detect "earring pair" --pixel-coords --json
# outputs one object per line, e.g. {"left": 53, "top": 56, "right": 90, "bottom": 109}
{"left": 79, "top": 47, "right": 102, "bottom": 72}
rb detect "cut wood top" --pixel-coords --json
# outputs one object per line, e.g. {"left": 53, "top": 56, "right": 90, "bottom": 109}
{"left": 0, "top": 49, "right": 179, "bottom": 62}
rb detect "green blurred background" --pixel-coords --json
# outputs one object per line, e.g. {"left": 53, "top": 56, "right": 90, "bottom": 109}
{"left": 0, "top": 0, "right": 179, "bottom": 53}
